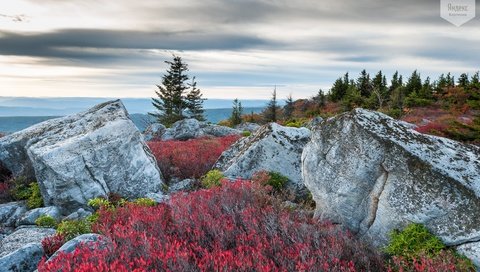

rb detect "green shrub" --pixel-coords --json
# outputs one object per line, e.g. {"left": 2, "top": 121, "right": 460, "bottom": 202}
{"left": 35, "top": 215, "right": 58, "bottom": 228}
{"left": 266, "top": 172, "right": 289, "bottom": 191}
{"left": 88, "top": 197, "right": 112, "bottom": 210}
{"left": 133, "top": 198, "right": 156, "bottom": 207}
{"left": 27, "top": 182, "right": 43, "bottom": 209}
{"left": 201, "top": 170, "right": 224, "bottom": 189}
{"left": 241, "top": 131, "right": 251, "bottom": 137}
{"left": 11, "top": 176, "right": 32, "bottom": 200}
{"left": 57, "top": 220, "right": 92, "bottom": 240}
{"left": 385, "top": 223, "right": 445, "bottom": 260}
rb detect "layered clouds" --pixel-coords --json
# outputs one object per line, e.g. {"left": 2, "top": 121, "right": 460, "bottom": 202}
{"left": 1, "top": 0, "right": 479, "bottom": 99}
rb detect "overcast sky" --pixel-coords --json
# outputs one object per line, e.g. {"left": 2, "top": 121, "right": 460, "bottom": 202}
{"left": 0, "top": 0, "right": 479, "bottom": 99}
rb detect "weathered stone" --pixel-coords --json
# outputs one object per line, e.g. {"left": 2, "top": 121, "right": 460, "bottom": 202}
{"left": 0, "top": 100, "right": 165, "bottom": 214}
{"left": 169, "top": 179, "right": 196, "bottom": 193}
{"left": 305, "top": 117, "right": 323, "bottom": 130}
{"left": 0, "top": 227, "right": 55, "bottom": 258}
{"left": 0, "top": 243, "right": 44, "bottom": 272}
{"left": 17, "top": 206, "right": 61, "bottom": 226}
{"left": 302, "top": 108, "right": 480, "bottom": 264}
{"left": 63, "top": 208, "right": 92, "bottom": 221}
{"left": 161, "top": 118, "right": 241, "bottom": 141}
{"left": 143, "top": 123, "right": 166, "bottom": 141}
{"left": 47, "top": 233, "right": 110, "bottom": 264}
{"left": 145, "top": 192, "right": 170, "bottom": 204}
{"left": 0, "top": 201, "right": 27, "bottom": 227}
{"left": 235, "top": 122, "right": 261, "bottom": 133}
{"left": 215, "top": 123, "right": 311, "bottom": 194}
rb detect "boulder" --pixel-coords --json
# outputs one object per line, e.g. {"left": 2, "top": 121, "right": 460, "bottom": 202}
{"left": 305, "top": 117, "right": 323, "bottom": 130}
{"left": 47, "top": 233, "right": 108, "bottom": 263}
{"left": 302, "top": 108, "right": 480, "bottom": 263}
{"left": 17, "top": 206, "right": 61, "bottom": 226}
{"left": 145, "top": 192, "right": 170, "bottom": 204}
{"left": 64, "top": 208, "right": 92, "bottom": 221}
{"left": 0, "top": 201, "right": 27, "bottom": 227}
{"left": 143, "top": 123, "right": 166, "bottom": 141}
{"left": 235, "top": 122, "right": 261, "bottom": 133}
{"left": 0, "top": 243, "right": 44, "bottom": 272}
{"left": 214, "top": 123, "right": 311, "bottom": 193}
{"left": 169, "top": 178, "right": 196, "bottom": 193}
{"left": 161, "top": 118, "right": 241, "bottom": 141}
{"left": 0, "top": 227, "right": 55, "bottom": 258}
{"left": 0, "top": 100, "right": 165, "bottom": 214}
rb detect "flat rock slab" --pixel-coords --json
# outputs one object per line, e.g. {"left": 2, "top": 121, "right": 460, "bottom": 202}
{"left": 0, "top": 227, "right": 55, "bottom": 257}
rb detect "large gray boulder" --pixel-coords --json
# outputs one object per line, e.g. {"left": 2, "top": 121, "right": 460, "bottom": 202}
{"left": 235, "top": 122, "right": 261, "bottom": 133}
{"left": 0, "top": 227, "right": 55, "bottom": 258}
{"left": 161, "top": 118, "right": 241, "bottom": 141}
{"left": 143, "top": 123, "right": 167, "bottom": 141}
{"left": 47, "top": 233, "right": 108, "bottom": 263}
{"left": 302, "top": 108, "right": 480, "bottom": 265}
{"left": 0, "top": 243, "right": 44, "bottom": 272}
{"left": 215, "top": 123, "right": 311, "bottom": 193}
{"left": 0, "top": 201, "right": 27, "bottom": 227}
{"left": 0, "top": 100, "right": 165, "bottom": 214}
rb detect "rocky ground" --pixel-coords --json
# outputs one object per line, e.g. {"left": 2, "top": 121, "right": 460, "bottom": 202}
{"left": 1, "top": 100, "right": 479, "bottom": 271}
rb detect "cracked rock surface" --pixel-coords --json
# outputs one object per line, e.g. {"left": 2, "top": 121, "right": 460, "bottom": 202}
{"left": 0, "top": 100, "right": 165, "bottom": 215}
{"left": 302, "top": 108, "right": 480, "bottom": 266}
{"left": 215, "top": 123, "right": 311, "bottom": 195}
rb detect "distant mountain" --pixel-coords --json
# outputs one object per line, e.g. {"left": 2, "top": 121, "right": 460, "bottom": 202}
{"left": 0, "top": 97, "right": 275, "bottom": 116}
{"left": 0, "top": 108, "right": 264, "bottom": 134}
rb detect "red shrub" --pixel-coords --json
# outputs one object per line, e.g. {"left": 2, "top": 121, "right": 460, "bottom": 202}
{"left": 39, "top": 181, "right": 384, "bottom": 272}
{"left": 386, "top": 251, "right": 474, "bottom": 272}
{"left": 147, "top": 135, "right": 240, "bottom": 180}
{"left": 415, "top": 122, "right": 448, "bottom": 137}
{"left": 42, "top": 234, "right": 66, "bottom": 257}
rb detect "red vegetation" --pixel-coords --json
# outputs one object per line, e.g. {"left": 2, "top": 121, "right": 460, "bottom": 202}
{"left": 386, "top": 251, "right": 474, "bottom": 272}
{"left": 415, "top": 122, "right": 449, "bottom": 137}
{"left": 38, "top": 181, "right": 384, "bottom": 271}
{"left": 42, "top": 234, "right": 66, "bottom": 257}
{"left": 147, "top": 135, "right": 240, "bottom": 180}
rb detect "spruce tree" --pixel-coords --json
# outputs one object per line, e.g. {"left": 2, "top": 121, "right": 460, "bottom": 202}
{"left": 283, "top": 94, "right": 294, "bottom": 120}
{"left": 458, "top": 73, "right": 470, "bottom": 88}
{"left": 230, "top": 99, "right": 243, "bottom": 126}
{"left": 356, "top": 70, "right": 372, "bottom": 97}
{"left": 186, "top": 77, "right": 206, "bottom": 121}
{"left": 150, "top": 55, "right": 205, "bottom": 126}
{"left": 264, "top": 87, "right": 280, "bottom": 122}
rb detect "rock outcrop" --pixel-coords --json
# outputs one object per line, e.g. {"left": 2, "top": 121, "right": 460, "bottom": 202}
{"left": 0, "top": 227, "right": 55, "bottom": 258}
{"left": 143, "top": 123, "right": 167, "bottom": 141}
{"left": 161, "top": 118, "right": 241, "bottom": 141}
{"left": 0, "top": 201, "right": 27, "bottom": 227}
{"left": 215, "top": 123, "right": 311, "bottom": 193}
{"left": 235, "top": 122, "right": 261, "bottom": 133}
{"left": 0, "top": 100, "right": 165, "bottom": 214}
{"left": 47, "top": 234, "right": 108, "bottom": 263}
{"left": 302, "top": 108, "right": 480, "bottom": 265}
{"left": 0, "top": 243, "right": 44, "bottom": 272}
{"left": 16, "top": 206, "right": 61, "bottom": 226}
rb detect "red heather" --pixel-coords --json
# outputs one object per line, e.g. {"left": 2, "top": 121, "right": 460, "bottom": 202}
{"left": 38, "top": 181, "right": 384, "bottom": 271}
{"left": 147, "top": 135, "right": 240, "bottom": 180}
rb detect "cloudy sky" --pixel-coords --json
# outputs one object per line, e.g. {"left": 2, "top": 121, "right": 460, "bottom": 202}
{"left": 0, "top": 0, "right": 479, "bottom": 100}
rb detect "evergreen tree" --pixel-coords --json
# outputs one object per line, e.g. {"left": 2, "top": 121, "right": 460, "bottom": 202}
{"left": 230, "top": 98, "right": 243, "bottom": 126}
{"left": 389, "top": 71, "right": 403, "bottom": 94}
{"left": 458, "top": 73, "right": 470, "bottom": 88}
{"left": 471, "top": 72, "right": 480, "bottom": 89}
{"left": 150, "top": 55, "right": 205, "bottom": 126}
{"left": 264, "top": 87, "right": 280, "bottom": 122}
{"left": 185, "top": 77, "right": 206, "bottom": 121}
{"left": 371, "top": 71, "right": 388, "bottom": 108}
{"left": 404, "top": 70, "right": 422, "bottom": 96}
{"left": 315, "top": 89, "right": 326, "bottom": 108}
{"left": 356, "top": 69, "right": 372, "bottom": 97}
{"left": 283, "top": 94, "right": 294, "bottom": 120}
{"left": 330, "top": 73, "right": 350, "bottom": 102}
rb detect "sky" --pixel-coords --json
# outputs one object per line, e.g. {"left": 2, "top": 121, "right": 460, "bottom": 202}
{"left": 0, "top": 0, "right": 479, "bottom": 100}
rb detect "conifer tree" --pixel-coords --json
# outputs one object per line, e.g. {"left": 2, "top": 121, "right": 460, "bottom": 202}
{"left": 150, "top": 55, "right": 205, "bottom": 126}
{"left": 264, "top": 87, "right": 280, "bottom": 122}
{"left": 230, "top": 98, "right": 243, "bottom": 126}
{"left": 283, "top": 94, "right": 294, "bottom": 120}
{"left": 185, "top": 77, "right": 206, "bottom": 121}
